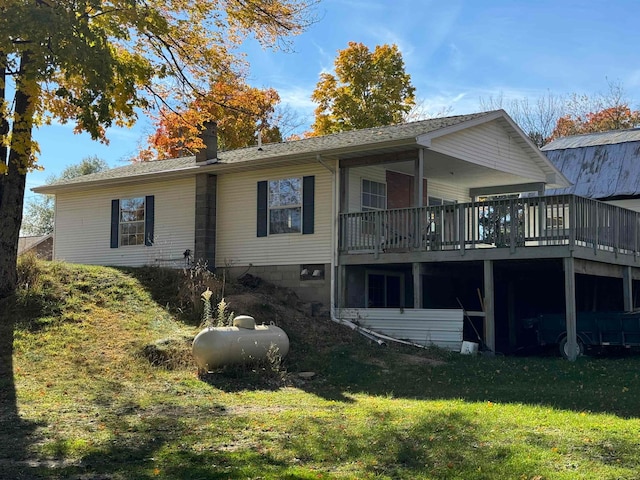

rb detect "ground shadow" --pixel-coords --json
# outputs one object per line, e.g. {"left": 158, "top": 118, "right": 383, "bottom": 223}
{"left": 0, "top": 297, "right": 44, "bottom": 479}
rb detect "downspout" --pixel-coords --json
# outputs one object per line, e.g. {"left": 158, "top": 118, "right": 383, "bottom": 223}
{"left": 316, "top": 154, "right": 430, "bottom": 349}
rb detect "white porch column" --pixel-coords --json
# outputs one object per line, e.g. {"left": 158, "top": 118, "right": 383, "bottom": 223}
{"left": 623, "top": 266, "right": 633, "bottom": 312}
{"left": 483, "top": 260, "right": 495, "bottom": 352}
{"left": 412, "top": 262, "right": 423, "bottom": 308}
{"left": 564, "top": 257, "right": 578, "bottom": 361}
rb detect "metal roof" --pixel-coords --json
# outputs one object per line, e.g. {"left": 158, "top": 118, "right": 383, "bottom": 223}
{"left": 542, "top": 128, "right": 640, "bottom": 151}
{"left": 544, "top": 133, "right": 640, "bottom": 198}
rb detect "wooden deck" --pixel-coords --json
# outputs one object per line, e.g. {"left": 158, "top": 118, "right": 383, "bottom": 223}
{"left": 339, "top": 195, "right": 640, "bottom": 266}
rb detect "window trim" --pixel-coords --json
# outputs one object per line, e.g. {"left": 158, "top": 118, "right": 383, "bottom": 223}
{"left": 361, "top": 178, "right": 387, "bottom": 212}
{"left": 119, "top": 196, "right": 146, "bottom": 247}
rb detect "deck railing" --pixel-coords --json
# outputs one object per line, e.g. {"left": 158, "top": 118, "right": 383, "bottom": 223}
{"left": 338, "top": 195, "right": 640, "bottom": 256}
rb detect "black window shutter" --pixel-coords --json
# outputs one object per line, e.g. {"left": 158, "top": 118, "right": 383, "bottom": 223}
{"left": 302, "top": 175, "right": 315, "bottom": 235}
{"left": 257, "top": 181, "right": 268, "bottom": 237}
{"left": 110, "top": 199, "right": 119, "bottom": 248}
{"left": 145, "top": 195, "right": 155, "bottom": 246}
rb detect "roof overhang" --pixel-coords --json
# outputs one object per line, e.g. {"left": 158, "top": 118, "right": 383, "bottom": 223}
{"left": 32, "top": 165, "right": 201, "bottom": 194}
{"left": 416, "top": 110, "right": 570, "bottom": 189}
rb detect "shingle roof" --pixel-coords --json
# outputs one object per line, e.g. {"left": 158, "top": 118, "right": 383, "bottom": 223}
{"left": 34, "top": 112, "right": 495, "bottom": 192}
{"left": 217, "top": 111, "right": 492, "bottom": 164}
{"left": 542, "top": 128, "right": 640, "bottom": 151}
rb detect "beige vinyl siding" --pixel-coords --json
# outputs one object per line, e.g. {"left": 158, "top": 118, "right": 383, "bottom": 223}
{"left": 54, "top": 177, "right": 195, "bottom": 267}
{"left": 347, "top": 165, "right": 387, "bottom": 212}
{"left": 216, "top": 163, "right": 332, "bottom": 267}
{"left": 428, "top": 180, "right": 470, "bottom": 203}
{"left": 431, "top": 121, "right": 545, "bottom": 182}
{"left": 606, "top": 198, "right": 640, "bottom": 213}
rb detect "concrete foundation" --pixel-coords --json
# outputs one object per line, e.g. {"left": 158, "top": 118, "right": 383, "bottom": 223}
{"left": 225, "top": 264, "right": 331, "bottom": 305}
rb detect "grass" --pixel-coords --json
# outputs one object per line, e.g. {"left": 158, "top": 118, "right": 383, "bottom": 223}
{"left": 1, "top": 257, "right": 640, "bottom": 479}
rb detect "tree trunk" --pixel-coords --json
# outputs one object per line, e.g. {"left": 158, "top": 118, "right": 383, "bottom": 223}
{"left": 0, "top": 53, "right": 35, "bottom": 299}
{"left": 0, "top": 163, "right": 27, "bottom": 299}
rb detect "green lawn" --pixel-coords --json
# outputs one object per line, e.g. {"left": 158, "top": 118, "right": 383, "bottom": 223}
{"left": 1, "top": 258, "right": 639, "bottom": 479}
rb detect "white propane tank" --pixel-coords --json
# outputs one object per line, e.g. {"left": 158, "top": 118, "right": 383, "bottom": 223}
{"left": 192, "top": 315, "right": 290, "bottom": 372}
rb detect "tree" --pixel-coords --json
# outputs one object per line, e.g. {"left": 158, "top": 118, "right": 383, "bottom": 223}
{"left": 548, "top": 81, "right": 640, "bottom": 140}
{"left": 310, "top": 42, "right": 415, "bottom": 135}
{"left": 549, "top": 106, "right": 640, "bottom": 140}
{"left": 137, "top": 80, "right": 283, "bottom": 161}
{"left": 0, "top": 0, "right": 316, "bottom": 300}
{"left": 480, "top": 80, "right": 640, "bottom": 146}
{"left": 22, "top": 156, "right": 109, "bottom": 235}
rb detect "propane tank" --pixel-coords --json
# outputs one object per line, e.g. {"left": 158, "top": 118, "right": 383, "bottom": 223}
{"left": 192, "top": 315, "right": 289, "bottom": 372}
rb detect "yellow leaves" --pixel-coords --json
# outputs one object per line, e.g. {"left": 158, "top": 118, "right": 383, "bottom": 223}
{"left": 1, "top": 0, "right": 316, "bottom": 175}
{"left": 311, "top": 41, "right": 415, "bottom": 136}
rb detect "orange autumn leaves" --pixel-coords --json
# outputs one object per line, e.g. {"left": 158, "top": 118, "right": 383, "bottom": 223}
{"left": 137, "top": 80, "right": 283, "bottom": 161}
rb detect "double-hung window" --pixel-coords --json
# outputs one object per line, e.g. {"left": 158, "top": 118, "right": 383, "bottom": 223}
{"left": 361, "top": 179, "right": 386, "bottom": 211}
{"left": 257, "top": 176, "right": 314, "bottom": 237}
{"left": 119, "top": 197, "right": 145, "bottom": 246}
{"left": 269, "top": 178, "right": 302, "bottom": 234}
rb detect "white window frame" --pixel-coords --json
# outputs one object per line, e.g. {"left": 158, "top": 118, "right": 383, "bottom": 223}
{"left": 361, "top": 178, "right": 387, "bottom": 212}
{"left": 119, "top": 197, "right": 145, "bottom": 246}
{"left": 268, "top": 177, "right": 302, "bottom": 234}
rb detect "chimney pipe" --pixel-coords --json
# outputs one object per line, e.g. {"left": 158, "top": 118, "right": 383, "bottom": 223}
{"left": 196, "top": 122, "right": 217, "bottom": 164}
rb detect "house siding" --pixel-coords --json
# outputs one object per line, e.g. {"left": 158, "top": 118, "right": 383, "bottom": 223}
{"left": 215, "top": 163, "right": 333, "bottom": 267}
{"left": 431, "top": 121, "right": 545, "bottom": 182}
{"left": 606, "top": 198, "right": 640, "bottom": 213}
{"left": 338, "top": 308, "right": 464, "bottom": 350}
{"left": 54, "top": 177, "right": 195, "bottom": 267}
{"left": 428, "top": 179, "right": 470, "bottom": 203}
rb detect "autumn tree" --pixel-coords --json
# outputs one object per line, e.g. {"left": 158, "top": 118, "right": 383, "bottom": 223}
{"left": 549, "top": 106, "right": 640, "bottom": 140}
{"left": 22, "top": 156, "right": 109, "bottom": 235}
{"left": 138, "top": 80, "right": 285, "bottom": 161}
{"left": 480, "top": 80, "right": 640, "bottom": 146}
{"left": 310, "top": 42, "right": 415, "bottom": 135}
{"left": 0, "top": 0, "right": 316, "bottom": 301}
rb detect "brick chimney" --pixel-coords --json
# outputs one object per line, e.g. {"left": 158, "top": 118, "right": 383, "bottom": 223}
{"left": 196, "top": 121, "right": 218, "bottom": 164}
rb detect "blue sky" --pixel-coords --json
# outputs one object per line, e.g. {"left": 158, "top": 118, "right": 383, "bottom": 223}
{"left": 25, "top": 0, "right": 640, "bottom": 202}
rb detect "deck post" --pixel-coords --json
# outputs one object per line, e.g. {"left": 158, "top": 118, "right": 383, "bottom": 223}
{"left": 414, "top": 149, "right": 424, "bottom": 207}
{"left": 337, "top": 265, "right": 346, "bottom": 308}
{"left": 624, "top": 266, "right": 633, "bottom": 312}
{"left": 412, "top": 262, "right": 423, "bottom": 308}
{"left": 564, "top": 257, "right": 578, "bottom": 361}
{"left": 483, "top": 260, "right": 495, "bottom": 352}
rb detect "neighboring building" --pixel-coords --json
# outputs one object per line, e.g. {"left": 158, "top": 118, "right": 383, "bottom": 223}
{"left": 34, "top": 110, "right": 640, "bottom": 358}
{"left": 542, "top": 128, "right": 640, "bottom": 212}
{"left": 17, "top": 234, "right": 53, "bottom": 260}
